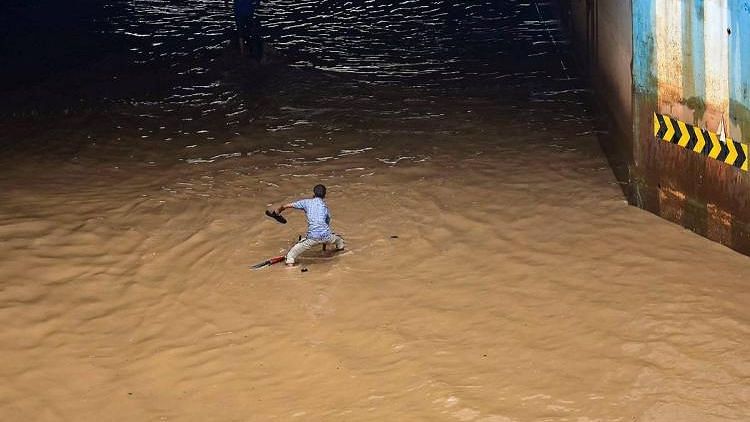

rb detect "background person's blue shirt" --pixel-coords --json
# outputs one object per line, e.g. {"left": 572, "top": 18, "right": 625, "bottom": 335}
{"left": 292, "top": 197, "right": 332, "bottom": 240}
{"left": 234, "top": 0, "right": 259, "bottom": 17}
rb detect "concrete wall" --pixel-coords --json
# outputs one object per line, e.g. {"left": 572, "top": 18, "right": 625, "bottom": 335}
{"left": 567, "top": 0, "right": 633, "bottom": 136}
{"left": 566, "top": 0, "right": 750, "bottom": 254}
{"left": 633, "top": 0, "right": 750, "bottom": 253}
{"left": 562, "top": 0, "right": 634, "bottom": 177}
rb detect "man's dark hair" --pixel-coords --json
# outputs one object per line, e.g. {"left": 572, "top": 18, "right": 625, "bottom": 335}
{"left": 313, "top": 184, "right": 326, "bottom": 198}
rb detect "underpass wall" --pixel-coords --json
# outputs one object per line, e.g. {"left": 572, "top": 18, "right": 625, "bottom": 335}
{"left": 566, "top": 0, "right": 750, "bottom": 255}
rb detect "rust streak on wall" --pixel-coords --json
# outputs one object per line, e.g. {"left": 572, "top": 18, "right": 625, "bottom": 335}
{"left": 565, "top": 0, "right": 750, "bottom": 255}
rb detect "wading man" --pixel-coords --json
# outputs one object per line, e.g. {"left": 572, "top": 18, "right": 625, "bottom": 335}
{"left": 272, "top": 184, "right": 345, "bottom": 266}
{"left": 226, "top": 0, "right": 263, "bottom": 59}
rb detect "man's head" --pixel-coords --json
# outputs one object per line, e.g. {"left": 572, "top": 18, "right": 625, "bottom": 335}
{"left": 313, "top": 184, "right": 326, "bottom": 198}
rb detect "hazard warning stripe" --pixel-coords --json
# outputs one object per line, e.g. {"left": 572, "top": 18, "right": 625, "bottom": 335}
{"left": 653, "top": 113, "right": 749, "bottom": 172}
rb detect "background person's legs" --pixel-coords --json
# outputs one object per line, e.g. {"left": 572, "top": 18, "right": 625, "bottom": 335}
{"left": 234, "top": 14, "right": 251, "bottom": 55}
{"left": 249, "top": 16, "right": 263, "bottom": 60}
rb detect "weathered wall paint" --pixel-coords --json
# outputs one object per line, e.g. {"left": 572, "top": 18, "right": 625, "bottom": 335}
{"left": 633, "top": 0, "right": 655, "bottom": 94}
{"left": 639, "top": 0, "right": 750, "bottom": 252}
{"left": 639, "top": 0, "right": 744, "bottom": 136}
{"left": 684, "top": 0, "right": 707, "bottom": 122}
{"left": 703, "top": 0, "right": 730, "bottom": 126}
{"left": 568, "top": 0, "right": 750, "bottom": 254}
{"left": 729, "top": 1, "right": 750, "bottom": 140}
{"left": 656, "top": 0, "right": 684, "bottom": 107}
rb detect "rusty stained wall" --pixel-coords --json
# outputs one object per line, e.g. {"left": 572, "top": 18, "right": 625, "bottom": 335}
{"left": 633, "top": 0, "right": 750, "bottom": 253}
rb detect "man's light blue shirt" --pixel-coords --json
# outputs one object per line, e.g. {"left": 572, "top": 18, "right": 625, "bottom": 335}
{"left": 292, "top": 197, "right": 332, "bottom": 240}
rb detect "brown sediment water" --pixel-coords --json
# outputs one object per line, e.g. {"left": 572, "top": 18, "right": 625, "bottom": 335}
{"left": 1, "top": 1, "right": 749, "bottom": 421}
{"left": 2, "top": 99, "right": 749, "bottom": 421}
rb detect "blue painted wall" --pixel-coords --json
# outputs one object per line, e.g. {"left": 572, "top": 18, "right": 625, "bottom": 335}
{"left": 729, "top": 1, "right": 750, "bottom": 119}
{"left": 632, "top": 0, "right": 655, "bottom": 95}
{"left": 685, "top": 0, "right": 706, "bottom": 100}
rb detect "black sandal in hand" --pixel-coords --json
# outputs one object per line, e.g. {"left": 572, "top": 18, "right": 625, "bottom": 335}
{"left": 265, "top": 210, "right": 287, "bottom": 224}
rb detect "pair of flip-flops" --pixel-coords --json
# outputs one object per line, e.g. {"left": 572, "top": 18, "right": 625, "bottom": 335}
{"left": 265, "top": 210, "right": 287, "bottom": 224}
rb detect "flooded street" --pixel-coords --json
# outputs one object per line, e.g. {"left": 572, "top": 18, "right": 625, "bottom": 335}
{"left": 1, "top": 1, "right": 749, "bottom": 421}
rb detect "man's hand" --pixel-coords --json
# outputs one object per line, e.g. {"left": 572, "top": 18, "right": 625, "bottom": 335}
{"left": 276, "top": 203, "right": 294, "bottom": 214}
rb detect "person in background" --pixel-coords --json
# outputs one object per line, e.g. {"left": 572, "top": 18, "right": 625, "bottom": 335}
{"left": 226, "top": 0, "right": 263, "bottom": 59}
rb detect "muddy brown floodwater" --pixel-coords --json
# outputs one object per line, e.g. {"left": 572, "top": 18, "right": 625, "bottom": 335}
{"left": 1, "top": 0, "right": 749, "bottom": 421}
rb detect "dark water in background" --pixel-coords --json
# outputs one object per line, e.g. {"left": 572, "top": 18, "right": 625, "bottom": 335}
{"left": 0, "top": 0, "right": 588, "bottom": 159}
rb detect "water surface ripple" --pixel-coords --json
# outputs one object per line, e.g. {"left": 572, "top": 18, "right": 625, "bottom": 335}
{"left": 1, "top": 1, "right": 749, "bottom": 421}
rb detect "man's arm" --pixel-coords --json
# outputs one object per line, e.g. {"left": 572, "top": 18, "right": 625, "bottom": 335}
{"left": 276, "top": 203, "right": 297, "bottom": 214}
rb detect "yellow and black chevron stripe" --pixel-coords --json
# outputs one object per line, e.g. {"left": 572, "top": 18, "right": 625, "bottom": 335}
{"left": 653, "top": 113, "right": 749, "bottom": 171}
